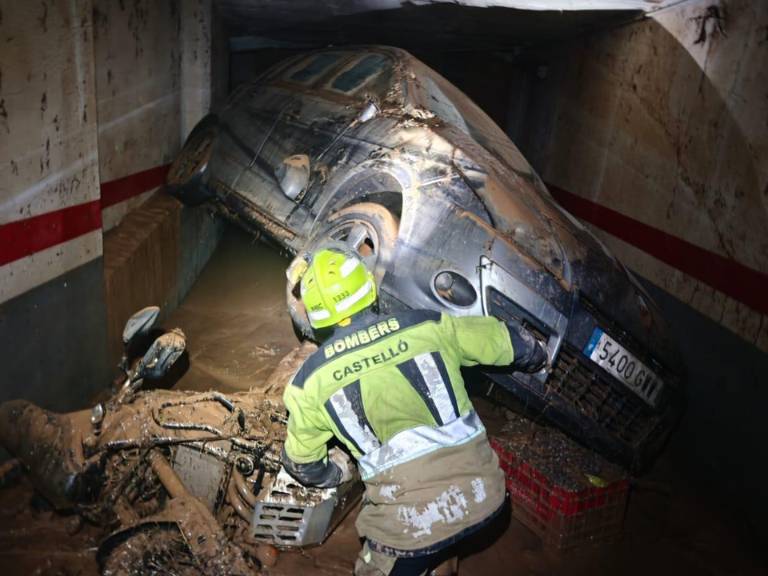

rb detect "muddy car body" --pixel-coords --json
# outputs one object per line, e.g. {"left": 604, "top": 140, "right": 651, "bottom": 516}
{"left": 168, "top": 46, "right": 684, "bottom": 470}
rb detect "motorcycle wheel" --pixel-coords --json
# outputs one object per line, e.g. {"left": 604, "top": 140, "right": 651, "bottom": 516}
{"left": 100, "top": 524, "right": 203, "bottom": 576}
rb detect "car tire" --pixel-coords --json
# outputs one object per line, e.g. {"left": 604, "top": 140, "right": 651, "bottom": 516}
{"left": 166, "top": 114, "right": 218, "bottom": 206}
{"left": 286, "top": 202, "right": 399, "bottom": 340}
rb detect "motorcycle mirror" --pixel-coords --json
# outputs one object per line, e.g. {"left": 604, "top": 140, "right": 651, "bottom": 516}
{"left": 122, "top": 306, "right": 161, "bottom": 346}
{"left": 277, "top": 154, "right": 310, "bottom": 200}
{"left": 137, "top": 329, "right": 186, "bottom": 380}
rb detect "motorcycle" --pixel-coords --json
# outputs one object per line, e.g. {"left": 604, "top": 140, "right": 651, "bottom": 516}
{"left": 0, "top": 307, "right": 362, "bottom": 575}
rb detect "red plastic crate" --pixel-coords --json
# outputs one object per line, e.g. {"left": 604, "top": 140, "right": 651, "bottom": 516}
{"left": 490, "top": 434, "right": 629, "bottom": 550}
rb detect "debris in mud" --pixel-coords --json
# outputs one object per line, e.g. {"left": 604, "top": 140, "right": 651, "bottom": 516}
{"left": 490, "top": 413, "right": 630, "bottom": 550}
{"left": 101, "top": 525, "right": 199, "bottom": 576}
{"left": 493, "top": 412, "right": 626, "bottom": 492}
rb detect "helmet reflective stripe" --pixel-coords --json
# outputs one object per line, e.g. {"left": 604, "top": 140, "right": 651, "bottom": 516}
{"left": 300, "top": 248, "right": 377, "bottom": 329}
{"left": 335, "top": 280, "right": 372, "bottom": 313}
{"left": 340, "top": 257, "right": 361, "bottom": 278}
{"left": 308, "top": 308, "right": 331, "bottom": 321}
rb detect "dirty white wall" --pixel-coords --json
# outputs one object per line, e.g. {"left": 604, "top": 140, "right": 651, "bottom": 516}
{"left": 94, "top": 0, "right": 182, "bottom": 231}
{"left": 0, "top": 0, "right": 109, "bottom": 407}
{"left": 0, "top": 0, "right": 101, "bottom": 304}
{"left": 180, "top": 0, "right": 213, "bottom": 141}
{"left": 0, "top": 0, "right": 224, "bottom": 409}
{"left": 510, "top": 0, "right": 768, "bottom": 533}
{"left": 521, "top": 0, "right": 768, "bottom": 352}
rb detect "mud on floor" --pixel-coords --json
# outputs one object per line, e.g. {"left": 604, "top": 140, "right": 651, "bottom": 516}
{"left": 0, "top": 403, "right": 763, "bottom": 576}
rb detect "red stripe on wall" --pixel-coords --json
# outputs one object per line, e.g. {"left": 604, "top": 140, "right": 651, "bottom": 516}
{"left": 0, "top": 200, "right": 102, "bottom": 267}
{"left": 548, "top": 184, "right": 768, "bottom": 316}
{"left": 0, "top": 163, "right": 170, "bottom": 267}
{"left": 100, "top": 164, "right": 170, "bottom": 209}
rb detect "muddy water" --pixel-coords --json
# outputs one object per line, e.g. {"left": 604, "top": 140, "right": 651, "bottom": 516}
{"left": 168, "top": 227, "right": 300, "bottom": 393}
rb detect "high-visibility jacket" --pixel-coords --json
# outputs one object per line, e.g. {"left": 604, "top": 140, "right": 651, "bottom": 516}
{"left": 282, "top": 309, "right": 513, "bottom": 553}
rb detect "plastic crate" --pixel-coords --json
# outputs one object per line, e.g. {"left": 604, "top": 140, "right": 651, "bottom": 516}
{"left": 490, "top": 432, "right": 629, "bottom": 550}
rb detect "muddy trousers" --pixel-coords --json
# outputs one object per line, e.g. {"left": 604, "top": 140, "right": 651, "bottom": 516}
{"left": 354, "top": 504, "right": 502, "bottom": 576}
{"left": 354, "top": 540, "right": 457, "bottom": 576}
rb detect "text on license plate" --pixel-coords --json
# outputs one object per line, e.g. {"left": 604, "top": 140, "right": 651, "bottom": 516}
{"left": 583, "top": 328, "right": 663, "bottom": 406}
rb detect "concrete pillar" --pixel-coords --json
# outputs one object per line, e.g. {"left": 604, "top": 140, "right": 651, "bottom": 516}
{"left": 0, "top": 0, "right": 109, "bottom": 410}
{"left": 93, "top": 0, "right": 183, "bottom": 231}
{"left": 180, "top": 0, "right": 212, "bottom": 142}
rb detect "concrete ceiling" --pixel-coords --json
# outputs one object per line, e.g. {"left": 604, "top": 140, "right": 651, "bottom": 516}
{"left": 216, "top": 0, "right": 672, "bottom": 52}
{"left": 216, "top": 0, "right": 668, "bottom": 21}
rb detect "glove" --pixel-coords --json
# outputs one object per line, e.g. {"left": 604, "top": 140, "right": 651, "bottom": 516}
{"left": 328, "top": 447, "right": 355, "bottom": 484}
{"left": 506, "top": 319, "right": 548, "bottom": 373}
{"left": 286, "top": 254, "right": 309, "bottom": 286}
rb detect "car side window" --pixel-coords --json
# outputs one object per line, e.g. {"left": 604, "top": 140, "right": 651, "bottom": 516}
{"left": 328, "top": 54, "right": 391, "bottom": 97}
{"left": 287, "top": 53, "right": 343, "bottom": 84}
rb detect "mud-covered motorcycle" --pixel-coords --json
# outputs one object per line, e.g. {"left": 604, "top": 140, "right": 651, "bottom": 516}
{"left": 0, "top": 307, "right": 361, "bottom": 575}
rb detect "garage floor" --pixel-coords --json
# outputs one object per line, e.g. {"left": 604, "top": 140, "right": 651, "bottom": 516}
{"left": 0, "top": 226, "right": 763, "bottom": 575}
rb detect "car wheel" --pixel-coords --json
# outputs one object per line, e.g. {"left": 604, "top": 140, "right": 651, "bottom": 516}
{"left": 287, "top": 202, "right": 399, "bottom": 339}
{"left": 166, "top": 115, "right": 218, "bottom": 206}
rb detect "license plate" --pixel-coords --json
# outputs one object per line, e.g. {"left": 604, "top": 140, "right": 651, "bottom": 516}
{"left": 583, "top": 328, "right": 663, "bottom": 406}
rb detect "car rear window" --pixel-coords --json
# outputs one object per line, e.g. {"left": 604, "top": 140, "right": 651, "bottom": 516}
{"left": 288, "top": 53, "right": 343, "bottom": 84}
{"left": 330, "top": 54, "right": 389, "bottom": 94}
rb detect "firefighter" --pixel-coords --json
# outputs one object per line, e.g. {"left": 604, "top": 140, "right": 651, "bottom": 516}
{"left": 281, "top": 247, "right": 547, "bottom": 576}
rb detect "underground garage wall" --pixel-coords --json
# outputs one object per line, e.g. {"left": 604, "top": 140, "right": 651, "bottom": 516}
{"left": 503, "top": 0, "right": 768, "bottom": 536}
{"left": 0, "top": 0, "right": 225, "bottom": 410}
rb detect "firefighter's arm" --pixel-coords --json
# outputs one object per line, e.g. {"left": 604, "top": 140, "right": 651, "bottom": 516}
{"left": 445, "top": 314, "right": 546, "bottom": 373}
{"left": 281, "top": 384, "right": 349, "bottom": 488}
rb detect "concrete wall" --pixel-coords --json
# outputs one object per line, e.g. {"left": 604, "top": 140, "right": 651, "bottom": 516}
{"left": 506, "top": 0, "right": 768, "bottom": 537}
{"left": 93, "top": 0, "right": 181, "bottom": 231}
{"left": 180, "top": 0, "right": 213, "bottom": 141}
{"left": 103, "top": 194, "right": 223, "bottom": 363}
{"left": 0, "top": 0, "right": 108, "bottom": 409}
{"left": 518, "top": 0, "right": 768, "bottom": 353}
{"left": 0, "top": 0, "right": 226, "bottom": 410}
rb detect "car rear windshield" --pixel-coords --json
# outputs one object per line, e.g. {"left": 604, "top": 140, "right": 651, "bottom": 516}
{"left": 287, "top": 53, "right": 343, "bottom": 84}
{"left": 330, "top": 54, "right": 389, "bottom": 94}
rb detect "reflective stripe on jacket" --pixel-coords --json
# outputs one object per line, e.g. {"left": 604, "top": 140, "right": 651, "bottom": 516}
{"left": 282, "top": 309, "right": 512, "bottom": 550}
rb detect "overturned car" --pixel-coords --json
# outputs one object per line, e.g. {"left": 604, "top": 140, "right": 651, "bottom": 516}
{"left": 167, "top": 46, "right": 684, "bottom": 470}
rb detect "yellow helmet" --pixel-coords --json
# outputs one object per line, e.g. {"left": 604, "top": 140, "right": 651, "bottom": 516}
{"left": 300, "top": 249, "right": 376, "bottom": 329}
